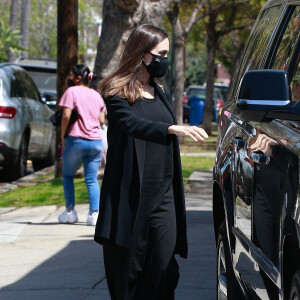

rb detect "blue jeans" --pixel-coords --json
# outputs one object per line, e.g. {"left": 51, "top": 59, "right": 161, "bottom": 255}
{"left": 62, "top": 136, "right": 102, "bottom": 211}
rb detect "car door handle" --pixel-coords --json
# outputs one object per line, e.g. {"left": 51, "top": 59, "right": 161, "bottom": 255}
{"left": 231, "top": 137, "right": 247, "bottom": 149}
{"left": 250, "top": 151, "right": 270, "bottom": 164}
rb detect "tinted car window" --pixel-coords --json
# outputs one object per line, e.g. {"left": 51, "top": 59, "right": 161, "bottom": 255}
{"left": 23, "top": 72, "right": 40, "bottom": 101}
{"left": 272, "top": 7, "right": 300, "bottom": 72}
{"left": 291, "top": 53, "right": 300, "bottom": 100}
{"left": 10, "top": 76, "right": 19, "bottom": 98}
{"left": 13, "top": 71, "right": 26, "bottom": 98}
{"left": 14, "top": 70, "right": 40, "bottom": 101}
{"left": 229, "top": 5, "right": 284, "bottom": 99}
{"left": 244, "top": 5, "right": 283, "bottom": 71}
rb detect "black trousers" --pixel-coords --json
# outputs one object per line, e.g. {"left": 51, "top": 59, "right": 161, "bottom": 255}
{"left": 102, "top": 187, "right": 179, "bottom": 300}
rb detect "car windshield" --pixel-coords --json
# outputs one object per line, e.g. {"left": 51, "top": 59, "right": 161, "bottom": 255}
{"left": 188, "top": 88, "right": 221, "bottom": 100}
{"left": 216, "top": 86, "right": 228, "bottom": 100}
{"left": 188, "top": 88, "right": 206, "bottom": 98}
{"left": 26, "top": 71, "right": 56, "bottom": 91}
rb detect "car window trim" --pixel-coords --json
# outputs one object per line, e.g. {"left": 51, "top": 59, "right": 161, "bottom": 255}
{"left": 230, "top": 5, "right": 287, "bottom": 102}
{"left": 260, "top": 4, "right": 290, "bottom": 69}
{"left": 287, "top": 32, "right": 300, "bottom": 84}
{"left": 265, "top": 5, "right": 295, "bottom": 69}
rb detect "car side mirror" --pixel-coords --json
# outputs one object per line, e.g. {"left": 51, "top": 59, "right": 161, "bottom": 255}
{"left": 236, "top": 70, "right": 300, "bottom": 121}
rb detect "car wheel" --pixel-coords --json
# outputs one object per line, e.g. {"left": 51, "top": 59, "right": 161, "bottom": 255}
{"left": 5, "top": 134, "right": 28, "bottom": 180}
{"left": 217, "top": 222, "right": 242, "bottom": 300}
{"left": 290, "top": 269, "right": 300, "bottom": 300}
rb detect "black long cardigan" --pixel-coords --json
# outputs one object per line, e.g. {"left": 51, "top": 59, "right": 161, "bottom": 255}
{"left": 94, "top": 82, "right": 188, "bottom": 258}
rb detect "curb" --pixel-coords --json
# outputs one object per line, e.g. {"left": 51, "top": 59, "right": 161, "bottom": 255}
{"left": 0, "top": 166, "right": 55, "bottom": 194}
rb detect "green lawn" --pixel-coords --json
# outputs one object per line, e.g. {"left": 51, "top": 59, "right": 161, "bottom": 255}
{"left": 0, "top": 156, "right": 215, "bottom": 208}
{"left": 179, "top": 124, "right": 218, "bottom": 153}
{"left": 181, "top": 156, "right": 215, "bottom": 183}
{"left": 0, "top": 173, "right": 89, "bottom": 208}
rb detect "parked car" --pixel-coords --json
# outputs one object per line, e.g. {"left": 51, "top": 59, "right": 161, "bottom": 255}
{"left": 182, "top": 85, "right": 224, "bottom": 124}
{"left": 213, "top": 1, "right": 300, "bottom": 299}
{"left": 203, "top": 82, "right": 230, "bottom": 102}
{"left": 0, "top": 63, "right": 55, "bottom": 180}
{"left": 15, "top": 58, "right": 57, "bottom": 110}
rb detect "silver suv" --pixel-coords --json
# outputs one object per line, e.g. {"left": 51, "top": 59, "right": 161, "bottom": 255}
{"left": 0, "top": 63, "right": 55, "bottom": 180}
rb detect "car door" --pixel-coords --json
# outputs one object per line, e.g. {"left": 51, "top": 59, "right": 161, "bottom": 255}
{"left": 224, "top": 4, "right": 291, "bottom": 299}
{"left": 231, "top": 4, "right": 300, "bottom": 300}
{"left": 23, "top": 71, "right": 53, "bottom": 154}
{"left": 14, "top": 70, "right": 46, "bottom": 154}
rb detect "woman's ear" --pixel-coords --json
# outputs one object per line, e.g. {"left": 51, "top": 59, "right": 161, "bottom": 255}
{"left": 143, "top": 52, "right": 152, "bottom": 66}
{"left": 74, "top": 75, "right": 82, "bottom": 84}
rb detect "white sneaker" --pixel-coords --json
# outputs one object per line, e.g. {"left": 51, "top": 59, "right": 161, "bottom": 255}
{"left": 86, "top": 211, "right": 99, "bottom": 226}
{"left": 58, "top": 209, "right": 78, "bottom": 224}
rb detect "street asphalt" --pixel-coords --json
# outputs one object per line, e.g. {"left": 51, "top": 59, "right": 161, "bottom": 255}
{"left": 0, "top": 169, "right": 216, "bottom": 300}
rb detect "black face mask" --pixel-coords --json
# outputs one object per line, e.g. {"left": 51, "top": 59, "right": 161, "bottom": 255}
{"left": 67, "top": 79, "right": 75, "bottom": 87}
{"left": 143, "top": 52, "right": 169, "bottom": 78}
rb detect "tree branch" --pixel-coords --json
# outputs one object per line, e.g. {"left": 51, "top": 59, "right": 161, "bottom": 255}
{"left": 217, "top": 24, "right": 247, "bottom": 37}
{"left": 197, "top": 0, "right": 251, "bottom": 23}
{"left": 183, "top": 1, "right": 205, "bottom": 36}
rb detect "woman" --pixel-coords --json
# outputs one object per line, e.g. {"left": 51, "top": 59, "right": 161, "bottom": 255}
{"left": 58, "top": 64, "right": 106, "bottom": 226}
{"left": 94, "top": 24, "right": 208, "bottom": 299}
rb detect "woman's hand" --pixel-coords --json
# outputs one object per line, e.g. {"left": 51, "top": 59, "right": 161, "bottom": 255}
{"left": 168, "top": 125, "right": 208, "bottom": 142}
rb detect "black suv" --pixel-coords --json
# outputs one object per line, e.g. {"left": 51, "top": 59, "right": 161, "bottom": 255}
{"left": 213, "top": 1, "right": 300, "bottom": 299}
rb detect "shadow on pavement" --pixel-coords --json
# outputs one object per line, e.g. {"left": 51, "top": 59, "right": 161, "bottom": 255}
{"left": 1, "top": 238, "right": 106, "bottom": 299}
{"left": 1, "top": 210, "right": 216, "bottom": 300}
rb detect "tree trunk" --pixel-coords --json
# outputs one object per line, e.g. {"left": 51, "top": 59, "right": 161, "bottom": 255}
{"left": 56, "top": 0, "right": 78, "bottom": 177}
{"left": 173, "top": 16, "right": 184, "bottom": 125}
{"left": 20, "top": 0, "right": 31, "bottom": 58}
{"left": 92, "top": 0, "right": 170, "bottom": 87}
{"left": 8, "top": 0, "right": 18, "bottom": 62}
{"left": 202, "top": 14, "right": 218, "bottom": 136}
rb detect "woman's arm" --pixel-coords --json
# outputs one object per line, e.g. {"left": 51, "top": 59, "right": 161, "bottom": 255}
{"left": 168, "top": 125, "right": 208, "bottom": 142}
{"left": 107, "top": 96, "right": 171, "bottom": 144}
{"left": 107, "top": 96, "right": 208, "bottom": 144}
{"left": 61, "top": 107, "right": 72, "bottom": 151}
{"left": 99, "top": 112, "right": 105, "bottom": 126}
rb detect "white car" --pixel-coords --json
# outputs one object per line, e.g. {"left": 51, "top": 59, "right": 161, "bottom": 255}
{"left": 0, "top": 63, "right": 55, "bottom": 180}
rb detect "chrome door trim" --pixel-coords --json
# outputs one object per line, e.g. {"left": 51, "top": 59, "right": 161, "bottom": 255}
{"left": 232, "top": 227, "right": 281, "bottom": 289}
{"left": 219, "top": 274, "right": 228, "bottom": 298}
{"left": 238, "top": 100, "right": 290, "bottom": 106}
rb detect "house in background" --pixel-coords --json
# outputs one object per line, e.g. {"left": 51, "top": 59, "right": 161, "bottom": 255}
{"left": 216, "top": 63, "right": 231, "bottom": 85}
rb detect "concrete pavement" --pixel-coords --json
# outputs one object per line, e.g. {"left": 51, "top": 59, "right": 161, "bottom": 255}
{"left": 0, "top": 170, "right": 216, "bottom": 300}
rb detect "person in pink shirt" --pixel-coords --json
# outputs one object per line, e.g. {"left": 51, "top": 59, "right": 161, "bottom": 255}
{"left": 58, "top": 64, "right": 106, "bottom": 226}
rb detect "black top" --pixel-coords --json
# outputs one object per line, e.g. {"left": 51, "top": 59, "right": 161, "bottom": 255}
{"left": 135, "top": 93, "right": 174, "bottom": 185}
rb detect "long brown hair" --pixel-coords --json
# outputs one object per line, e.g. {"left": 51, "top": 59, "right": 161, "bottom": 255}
{"left": 98, "top": 24, "right": 168, "bottom": 103}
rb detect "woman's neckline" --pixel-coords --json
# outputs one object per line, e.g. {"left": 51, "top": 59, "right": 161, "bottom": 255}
{"left": 142, "top": 93, "right": 158, "bottom": 103}
{"left": 141, "top": 90, "right": 154, "bottom": 99}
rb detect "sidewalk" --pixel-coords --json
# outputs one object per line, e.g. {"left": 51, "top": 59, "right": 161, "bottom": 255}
{"left": 0, "top": 170, "right": 215, "bottom": 300}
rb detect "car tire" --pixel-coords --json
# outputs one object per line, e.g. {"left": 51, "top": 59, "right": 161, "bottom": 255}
{"left": 32, "top": 133, "right": 55, "bottom": 171}
{"left": 217, "top": 222, "right": 243, "bottom": 300}
{"left": 289, "top": 269, "right": 300, "bottom": 300}
{"left": 5, "top": 134, "right": 28, "bottom": 181}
